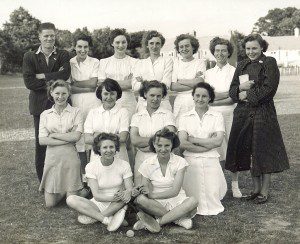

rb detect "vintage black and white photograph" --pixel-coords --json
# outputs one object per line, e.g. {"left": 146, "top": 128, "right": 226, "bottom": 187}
{"left": 0, "top": 0, "right": 299, "bottom": 242}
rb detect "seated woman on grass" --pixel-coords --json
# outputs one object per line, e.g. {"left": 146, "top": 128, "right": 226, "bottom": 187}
{"left": 132, "top": 128, "right": 198, "bottom": 233}
{"left": 67, "top": 133, "right": 133, "bottom": 232}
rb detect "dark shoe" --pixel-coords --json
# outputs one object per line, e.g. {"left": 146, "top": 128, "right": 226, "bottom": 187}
{"left": 137, "top": 211, "right": 161, "bottom": 233}
{"left": 242, "top": 192, "right": 260, "bottom": 201}
{"left": 254, "top": 194, "right": 268, "bottom": 204}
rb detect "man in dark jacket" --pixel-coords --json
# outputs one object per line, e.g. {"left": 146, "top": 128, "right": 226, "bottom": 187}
{"left": 23, "top": 22, "right": 70, "bottom": 181}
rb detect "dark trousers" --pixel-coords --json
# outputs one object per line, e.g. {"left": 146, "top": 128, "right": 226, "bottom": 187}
{"left": 33, "top": 115, "right": 47, "bottom": 182}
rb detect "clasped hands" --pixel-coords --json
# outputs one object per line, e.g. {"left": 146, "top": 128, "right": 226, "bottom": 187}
{"left": 239, "top": 80, "right": 255, "bottom": 101}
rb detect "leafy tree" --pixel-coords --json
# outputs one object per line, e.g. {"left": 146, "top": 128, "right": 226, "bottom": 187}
{"left": 56, "top": 29, "right": 73, "bottom": 50}
{"left": 254, "top": 7, "right": 300, "bottom": 36}
{"left": 92, "top": 27, "right": 113, "bottom": 60}
{"left": 128, "top": 30, "right": 147, "bottom": 58}
{"left": 230, "top": 30, "right": 247, "bottom": 62}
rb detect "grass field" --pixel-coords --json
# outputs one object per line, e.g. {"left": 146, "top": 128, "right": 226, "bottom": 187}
{"left": 0, "top": 74, "right": 299, "bottom": 243}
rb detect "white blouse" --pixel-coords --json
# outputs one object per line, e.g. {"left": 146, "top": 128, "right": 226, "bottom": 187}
{"left": 70, "top": 56, "right": 99, "bottom": 81}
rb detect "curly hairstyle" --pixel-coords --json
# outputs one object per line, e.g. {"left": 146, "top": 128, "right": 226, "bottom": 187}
{"left": 192, "top": 82, "right": 215, "bottom": 103}
{"left": 142, "top": 30, "right": 166, "bottom": 51}
{"left": 174, "top": 34, "right": 199, "bottom": 54}
{"left": 74, "top": 34, "right": 93, "bottom": 47}
{"left": 93, "top": 133, "right": 120, "bottom": 156}
{"left": 96, "top": 78, "right": 122, "bottom": 101}
{"left": 242, "top": 34, "right": 269, "bottom": 52}
{"left": 149, "top": 127, "right": 180, "bottom": 152}
{"left": 47, "top": 80, "right": 71, "bottom": 102}
{"left": 209, "top": 37, "right": 234, "bottom": 58}
{"left": 139, "top": 80, "right": 168, "bottom": 99}
{"left": 109, "top": 28, "right": 130, "bottom": 45}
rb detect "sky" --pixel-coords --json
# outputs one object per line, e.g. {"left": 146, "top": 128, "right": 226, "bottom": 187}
{"left": 0, "top": 0, "right": 299, "bottom": 38}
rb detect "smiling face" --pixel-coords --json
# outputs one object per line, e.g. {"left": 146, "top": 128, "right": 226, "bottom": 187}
{"left": 178, "top": 38, "right": 194, "bottom": 60}
{"left": 214, "top": 44, "right": 229, "bottom": 64}
{"left": 39, "top": 29, "right": 55, "bottom": 49}
{"left": 147, "top": 37, "right": 162, "bottom": 56}
{"left": 101, "top": 87, "right": 117, "bottom": 109}
{"left": 112, "top": 35, "right": 128, "bottom": 54}
{"left": 75, "top": 40, "right": 89, "bottom": 60}
{"left": 193, "top": 87, "right": 210, "bottom": 109}
{"left": 245, "top": 40, "right": 263, "bottom": 61}
{"left": 50, "top": 86, "right": 69, "bottom": 106}
{"left": 98, "top": 139, "right": 116, "bottom": 159}
{"left": 154, "top": 137, "right": 172, "bottom": 159}
{"left": 145, "top": 87, "right": 163, "bottom": 110}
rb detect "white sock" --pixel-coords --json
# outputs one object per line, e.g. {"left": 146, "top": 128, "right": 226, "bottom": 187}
{"left": 232, "top": 181, "right": 239, "bottom": 189}
{"left": 102, "top": 217, "right": 110, "bottom": 225}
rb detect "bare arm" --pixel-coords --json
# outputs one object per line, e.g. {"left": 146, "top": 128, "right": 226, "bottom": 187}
{"left": 39, "top": 137, "right": 69, "bottom": 146}
{"left": 49, "top": 131, "right": 81, "bottom": 143}
{"left": 188, "top": 131, "right": 224, "bottom": 149}
{"left": 178, "top": 131, "right": 210, "bottom": 153}
{"left": 72, "top": 77, "right": 98, "bottom": 89}
{"left": 130, "top": 127, "right": 150, "bottom": 148}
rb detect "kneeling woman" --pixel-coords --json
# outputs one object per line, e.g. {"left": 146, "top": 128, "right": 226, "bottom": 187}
{"left": 134, "top": 128, "right": 198, "bottom": 232}
{"left": 39, "top": 80, "right": 84, "bottom": 207}
{"left": 67, "top": 133, "right": 133, "bottom": 232}
{"left": 178, "top": 82, "right": 227, "bottom": 215}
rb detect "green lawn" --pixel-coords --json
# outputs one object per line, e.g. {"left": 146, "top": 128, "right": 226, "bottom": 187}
{"left": 0, "top": 74, "right": 299, "bottom": 243}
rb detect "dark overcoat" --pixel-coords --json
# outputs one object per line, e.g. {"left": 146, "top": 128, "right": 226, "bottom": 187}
{"left": 225, "top": 55, "right": 289, "bottom": 176}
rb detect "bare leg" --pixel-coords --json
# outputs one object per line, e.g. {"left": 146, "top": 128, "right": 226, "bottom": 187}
{"left": 159, "top": 197, "right": 198, "bottom": 225}
{"left": 101, "top": 201, "right": 126, "bottom": 217}
{"left": 135, "top": 195, "right": 168, "bottom": 217}
{"left": 260, "top": 173, "right": 271, "bottom": 196}
{"left": 45, "top": 192, "right": 65, "bottom": 208}
{"left": 252, "top": 176, "right": 261, "bottom": 194}
{"left": 231, "top": 172, "right": 242, "bottom": 198}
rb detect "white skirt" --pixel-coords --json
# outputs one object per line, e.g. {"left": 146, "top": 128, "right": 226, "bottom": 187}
{"left": 183, "top": 156, "right": 227, "bottom": 216}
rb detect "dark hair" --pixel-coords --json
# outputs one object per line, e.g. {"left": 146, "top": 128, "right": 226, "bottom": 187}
{"left": 192, "top": 82, "right": 215, "bottom": 103}
{"left": 38, "top": 22, "right": 56, "bottom": 33}
{"left": 139, "top": 80, "right": 167, "bottom": 99}
{"left": 149, "top": 127, "right": 180, "bottom": 152}
{"left": 74, "top": 34, "right": 93, "bottom": 47}
{"left": 47, "top": 80, "right": 71, "bottom": 102}
{"left": 242, "top": 34, "right": 269, "bottom": 52}
{"left": 209, "top": 37, "right": 234, "bottom": 58}
{"left": 142, "top": 30, "right": 166, "bottom": 52}
{"left": 174, "top": 34, "right": 199, "bottom": 54}
{"left": 93, "top": 133, "right": 120, "bottom": 155}
{"left": 109, "top": 28, "right": 130, "bottom": 45}
{"left": 96, "top": 78, "right": 122, "bottom": 101}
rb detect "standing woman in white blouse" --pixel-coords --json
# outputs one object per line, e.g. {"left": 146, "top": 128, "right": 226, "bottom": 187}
{"left": 133, "top": 30, "right": 173, "bottom": 112}
{"left": 171, "top": 34, "right": 206, "bottom": 124}
{"left": 69, "top": 34, "right": 101, "bottom": 178}
{"left": 130, "top": 81, "right": 176, "bottom": 185}
{"left": 178, "top": 82, "right": 227, "bottom": 216}
{"left": 204, "top": 37, "right": 242, "bottom": 198}
{"left": 39, "top": 80, "right": 85, "bottom": 207}
{"left": 98, "top": 29, "right": 137, "bottom": 118}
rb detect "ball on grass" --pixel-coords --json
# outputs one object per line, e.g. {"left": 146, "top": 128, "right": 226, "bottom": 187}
{"left": 126, "top": 230, "right": 134, "bottom": 237}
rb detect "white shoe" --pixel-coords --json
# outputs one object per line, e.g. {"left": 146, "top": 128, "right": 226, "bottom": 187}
{"left": 107, "top": 206, "right": 127, "bottom": 232}
{"left": 232, "top": 187, "right": 243, "bottom": 198}
{"left": 133, "top": 220, "right": 145, "bottom": 230}
{"left": 137, "top": 211, "right": 161, "bottom": 233}
{"left": 78, "top": 215, "right": 98, "bottom": 225}
{"left": 174, "top": 218, "right": 193, "bottom": 229}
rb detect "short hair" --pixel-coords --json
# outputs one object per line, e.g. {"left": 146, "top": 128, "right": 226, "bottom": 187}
{"left": 242, "top": 34, "right": 269, "bottom": 52}
{"left": 95, "top": 78, "right": 122, "bottom": 101}
{"left": 93, "top": 133, "right": 120, "bottom": 155}
{"left": 38, "top": 22, "right": 56, "bottom": 33}
{"left": 174, "top": 34, "right": 199, "bottom": 54}
{"left": 149, "top": 127, "right": 180, "bottom": 152}
{"left": 74, "top": 34, "right": 93, "bottom": 47}
{"left": 142, "top": 30, "right": 166, "bottom": 50}
{"left": 209, "top": 37, "right": 234, "bottom": 58}
{"left": 47, "top": 80, "right": 71, "bottom": 102}
{"left": 139, "top": 80, "right": 168, "bottom": 99}
{"left": 109, "top": 28, "right": 130, "bottom": 45}
{"left": 192, "top": 82, "right": 215, "bottom": 103}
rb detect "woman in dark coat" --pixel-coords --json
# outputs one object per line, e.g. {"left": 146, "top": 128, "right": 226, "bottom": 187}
{"left": 225, "top": 34, "right": 289, "bottom": 204}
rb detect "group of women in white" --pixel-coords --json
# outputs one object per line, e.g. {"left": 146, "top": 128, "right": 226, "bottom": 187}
{"left": 38, "top": 29, "right": 289, "bottom": 232}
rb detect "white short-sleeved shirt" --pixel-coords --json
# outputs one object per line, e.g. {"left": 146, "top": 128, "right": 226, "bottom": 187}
{"left": 132, "top": 56, "right": 173, "bottom": 91}
{"left": 84, "top": 104, "right": 129, "bottom": 134}
{"left": 70, "top": 56, "right": 99, "bottom": 81}
{"left": 204, "top": 63, "right": 236, "bottom": 111}
{"left": 130, "top": 107, "right": 175, "bottom": 137}
{"left": 172, "top": 58, "right": 206, "bottom": 94}
{"left": 39, "top": 104, "right": 83, "bottom": 137}
{"left": 85, "top": 157, "right": 133, "bottom": 197}
{"left": 178, "top": 107, "right": 225, "bottom": 158}
{"left": 139, "top": 153, "right": 188, "bottom": 194}
{"left": 98, "top": 55, "right": 137, "bottom": 87}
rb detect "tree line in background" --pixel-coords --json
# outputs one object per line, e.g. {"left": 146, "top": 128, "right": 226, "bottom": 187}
{"left": 0, "top": 6, "right": 299, "bottom": 74}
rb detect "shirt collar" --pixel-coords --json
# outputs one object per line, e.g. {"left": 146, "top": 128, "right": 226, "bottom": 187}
{"left": 70, "top": 56, "right": 91, "bottom": 65}
{"left": 213, "top": 62, "right": 230, "bottom": 72}
{"left": 150, "top": 153, "right": 176, "bottom": 165}
{"left": 186, "top": 106, "right": 216, "bottom": 117}
{"left": 138, "top": 106, "right": 167, "bottom": 116}
{"left": 98, "top": 104, "right": 120, "bottom": 114}
{"left": 35, "top": 46, "right": 57, "bottom": 55}
{"left": 49, "top": 104, "right": 72, "bottom": 114}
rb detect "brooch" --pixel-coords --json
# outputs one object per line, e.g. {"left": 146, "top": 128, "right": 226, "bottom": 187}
{"left": 259, "top": 60, "right": 263, "bottom": 63}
